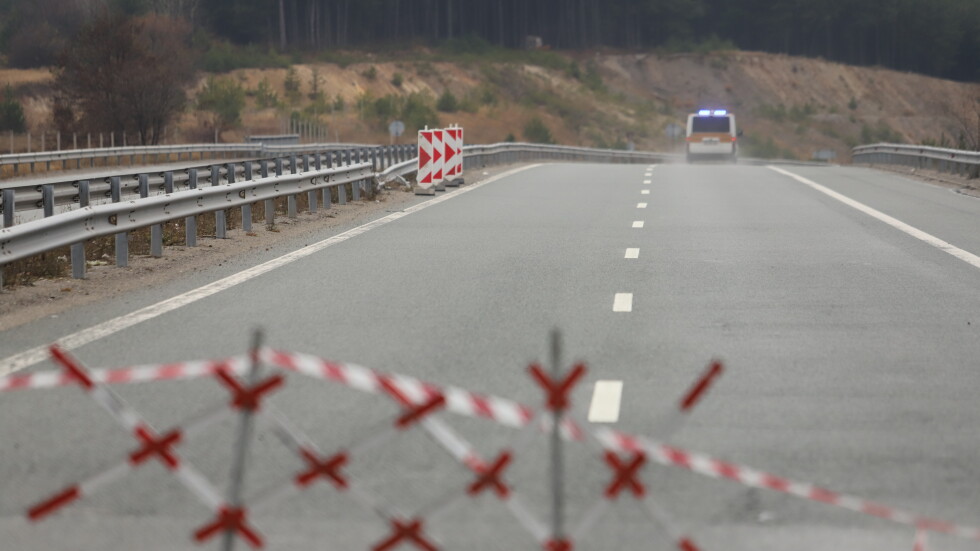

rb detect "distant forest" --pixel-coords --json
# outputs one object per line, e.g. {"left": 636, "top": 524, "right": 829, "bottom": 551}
{"left": 1, "top": 0, "right": 978, "bottom": 82}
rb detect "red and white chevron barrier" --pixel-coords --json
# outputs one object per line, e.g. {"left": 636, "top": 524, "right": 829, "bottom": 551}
{"left": 416, "top": 126, "right": 464, "bottom": 195}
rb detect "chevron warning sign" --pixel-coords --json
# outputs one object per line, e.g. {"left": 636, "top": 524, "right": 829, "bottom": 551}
{"left": 431, "top": 129, "right": 445, "bottom": 185}
{"left": 416, "top": 129, "right": 435, "bottom": 194}
{"left": 444, "top": 127, "right": 463, "bottom": 180}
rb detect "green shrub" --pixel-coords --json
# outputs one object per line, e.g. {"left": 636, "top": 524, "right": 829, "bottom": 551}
{"left": 196, "top": 77, "right": 246, "bottom": 140}
{"left": 254, "top": 79, "right": 280, "bottom": 109}
{"left": 436, "top": 90, "right": 458, "bottom": 113}
{"left": 357, "top": 92, "right": 438, "bottom": 133}
{"left": 400, "top": 93, "right": 439, "bottom": 132}
{"left": 201, "top": 41, "right": 290, "bottom": 72}
{"left": 0, "top": 85, "right": 27, "bottom": 132}
{"left": 284, "top": 67, "right": 301, "bottom": 104}
{"left": 582, "top": 62, "right": 605, "bottom": 92}
{"left": 319, "top": 50, "right": 357, "bottom": 68}
{"left": 362, "top": 66, "right": 378, "bottom": 80}
{"left": 391, "top": 73, "right": 404, "bottom": 87}
{"left": 523, "top": 117, "right": 555, "bottom": 144}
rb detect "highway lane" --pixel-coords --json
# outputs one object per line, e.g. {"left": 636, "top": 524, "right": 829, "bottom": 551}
{"left": 1, "top": 162, "right": 979, "bottom": 550}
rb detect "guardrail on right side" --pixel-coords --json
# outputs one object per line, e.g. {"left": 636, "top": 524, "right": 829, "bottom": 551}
{"left": 852, "top": 143, "right": 980, "bottom": 179}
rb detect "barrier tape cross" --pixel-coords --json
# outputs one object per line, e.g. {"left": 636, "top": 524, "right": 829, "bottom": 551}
{"left": 128, "top": 425, "right": 182, "bottom": 469}
{"left": 528, "top": 363, "right": 586, "bottom": 412}
{"left": 295, "top": 449, "right": 349, "bottom": 490}
{"left": 214, "top": 367, "right": 284, "bottom": 411}
{"left": 603, "top": 451, "right": 646, "bottom": 499}
{"left": 194, "top": 505, "right": 264, "bottom": 549}
{"left": 373, "top": 518, "right": 438, "bottom": 551}
{"left": 466, "top": 451, "right": 513, "bottom": 498}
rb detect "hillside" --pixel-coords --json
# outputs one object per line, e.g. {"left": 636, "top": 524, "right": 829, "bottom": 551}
{"left": 2, "top": 50, "right": 978, "bottom": 162}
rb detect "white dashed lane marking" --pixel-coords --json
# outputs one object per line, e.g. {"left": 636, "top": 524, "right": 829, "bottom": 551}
{"left": 625, "top": 248, "right": 639, "bottom": 259}
{"left": 632, "top": 221, "right": 644, "bottom": 228}
{"left": 641, "top": 190, "right": 650, "bottom": 195}
{"left": 613, "top": 293, "right": 633, "bottom": 312}
{"left": 637, "top": 203, "right": 647, "bottom": 209}
{"left": 588, "top": 380, "right": 624, "bottom": 423}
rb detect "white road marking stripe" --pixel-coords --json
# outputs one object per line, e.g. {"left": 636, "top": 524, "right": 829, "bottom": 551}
{"left": 625, "top": 248, "right": 640, "bottom": 259}
{"left": 768, "top": 166, "right": 980, "bottom": 271}
{"left": 0, "top": 165, "right": 540, "bottom": 377}
{"left": 637, "top": 202, "right": 647, "bottom": 209}
{"left": 643, "top": 180, "right": 652, "bottom": 184}
{"left": 632, "top": 221, "right": 644, "bottom": 228}
{"left": 613, "top": 293, "right": 633, "bottom": 312}
{"left": 641, "top": 190, "right": 650, "bottom": 195}
{"left": 588, "top": 380, "right": 623, "bottom": 423}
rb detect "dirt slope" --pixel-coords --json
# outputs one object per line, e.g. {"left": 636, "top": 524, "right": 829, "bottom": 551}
{"left": 2, "top": 50, "right": 977, "bottom": 161}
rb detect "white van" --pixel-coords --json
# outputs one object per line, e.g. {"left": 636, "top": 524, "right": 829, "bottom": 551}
{"left": 686, "top": 109, "right": 739, "bottom": 162}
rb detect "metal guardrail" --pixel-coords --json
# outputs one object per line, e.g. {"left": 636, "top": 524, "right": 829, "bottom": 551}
{"left": 0, "top": 142, "right": 379, "bottom": 176}
{"left": 1, "top": 145, "right": 417, "bottom": 224}
{"left": 852, "top": 143, "right": 980, "bottom": 179}
{"left": 1, "top": 163, "right": 373, "bottom": 267}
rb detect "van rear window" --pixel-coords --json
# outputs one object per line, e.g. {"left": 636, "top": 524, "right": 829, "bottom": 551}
{"left": 691, "top": 117, "right": 731, "bottom": 133}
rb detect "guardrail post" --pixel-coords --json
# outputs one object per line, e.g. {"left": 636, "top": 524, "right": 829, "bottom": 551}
{"left": 303, "top": 154, "right": 317, "bottom": 213}
{"left": 241, "top": 162, "right": 253, "bottom": 232}
{"left": 137, "top": 174, "right": 163, "bottom": 258}
{"left": 2, "top": 189, "right": 13, "bottom": 228}
{"left": 262, "top": 160, "right": 275, "bottom": 229}
{"left": 42, "top": 185, "right": 54, "bottom": 218}
{"left": 71, "top": 180, "right": 90, "bottom": 279}
{"left": 211, "top": 165, "right": 226, "bottom": 239}
{"left": 287, "top": 155, "right": 298, "bottom": 219}
{"left": 186, "top": 170, "right": 198, "bottom": 247}
{"left": 110, "top": 176, "right": 128, "bottom": 267}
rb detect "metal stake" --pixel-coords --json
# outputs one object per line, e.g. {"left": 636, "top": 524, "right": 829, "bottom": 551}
{"left": 222, "top": 330, "right": 264, "bottom": 551}
{"left": 550, "top": 328, "right": 565, "bottom": 543}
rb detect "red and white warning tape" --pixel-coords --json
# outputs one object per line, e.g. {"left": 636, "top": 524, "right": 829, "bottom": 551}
{"left": 0, "top": 356, "right": 249, "bottom": 392}
{"left": 594, "top": 428, "right": 980, "bottom": 541}
{"left": 259, "top": 349, "right": 537, "bottom": 429}
{"left": 262, "top": 349, "right": 980, "bottom": 543}
{"left": 12, "top": 346, "right": 979, "bottom": 544}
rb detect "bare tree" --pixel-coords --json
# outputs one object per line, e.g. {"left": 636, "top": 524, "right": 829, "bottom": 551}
{"left": 53, "top": 13, "right": 196, "bottom": 145}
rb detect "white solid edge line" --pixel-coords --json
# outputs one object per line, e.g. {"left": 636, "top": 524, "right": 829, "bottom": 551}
{"left": 768, "top": 166, "right": 980, "bottom": 271}
{"left": 625, "top": 248, "right": 640, "bottom": 259}
{"left": 632, "top": 221, "right": 644, "bottom": 228}
{"left": 637, "top": 203, "right": 648, "bottom": 208}
{"left": 588, "top": 380, "right": 624, "bottom": 423}
{"left": 0, "top": 164, "right": 541, "bottom": 377}
{"left": 613, "top": 293, "right": 633, "bottom": 312}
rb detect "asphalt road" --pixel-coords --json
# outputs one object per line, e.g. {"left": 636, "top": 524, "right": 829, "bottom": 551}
{"left": 1, "top": 162, "right": 979, "bottom": 551}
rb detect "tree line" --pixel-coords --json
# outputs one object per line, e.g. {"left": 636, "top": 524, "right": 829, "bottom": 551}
{"left": 0, "top": 0, "right": 977, "bottom": 82}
